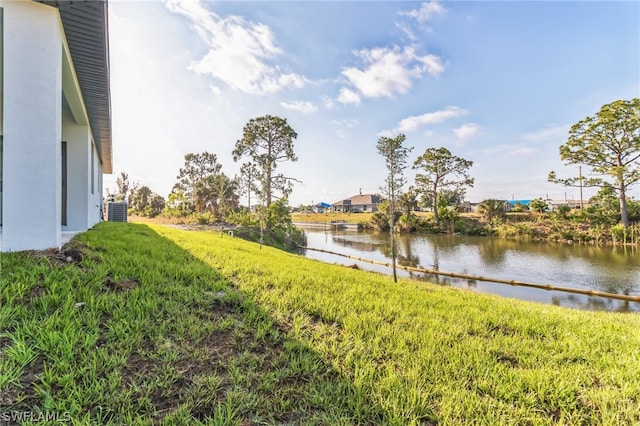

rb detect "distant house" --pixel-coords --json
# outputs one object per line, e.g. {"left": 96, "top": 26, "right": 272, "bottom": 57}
{"left": 547, "top": 199, "right": 586, "bottom": 211}
{"left": 312, "top": 202, "right": 331, "bottom": 213}
{"left": 505, "top": 200, "right": 532, "bottom": 212}
{"left": 1, "top": 0, "right": 112, "bottom": 251}
{"left": 332, "top": 194, "right": 380, "bottom": 213}
{"left": 458, "top": 202, "right": 479, "bottom": 213}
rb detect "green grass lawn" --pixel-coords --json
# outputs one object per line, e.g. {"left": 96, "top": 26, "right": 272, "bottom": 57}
{"left": 2, "top": 222, "right": 639, "bottom": 425}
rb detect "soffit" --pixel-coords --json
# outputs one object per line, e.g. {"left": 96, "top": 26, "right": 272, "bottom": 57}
{"left": 39, "top": 0, "right": 112, "bottom": 173}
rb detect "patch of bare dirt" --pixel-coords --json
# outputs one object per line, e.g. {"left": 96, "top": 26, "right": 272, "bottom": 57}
{"left": 102, "top": 275, "right": 140, "bottom": 293}
{"left": 30, "top": 286, "right": 46, "bottom": 299}
{"left": 115, "top": 290, "right": 339, "bottom": 424}
{"left": 0, "top": 357, "right": 45, "bottom": 411}
{"left": 31, "top": 240, "right": 99, "bottom": 269}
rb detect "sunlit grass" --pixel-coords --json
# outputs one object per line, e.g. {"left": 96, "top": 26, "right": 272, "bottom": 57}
{"left": 1, "top": 222, "right": 639, "bottom": 424}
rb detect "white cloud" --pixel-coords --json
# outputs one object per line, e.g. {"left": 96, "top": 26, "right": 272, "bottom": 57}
{"left": 398, "top": 1, "right": 446, "bottom": 23}
{"left": 416, "top": 54, "right": 446, "bottom": 76}
{"left": 521, "top": 124, "right": 569, "bottom": 143}
{"left": 329, "top": 119, "right": 359, "bottom": 138}
{"left": 480, "top": 145, "right": 540, "bottom": 157}
{"left": 329, "top": 118, "right": 359, "bottom": 128}
{"left": 280, "top": 100, "right": 318, "bottom": 113}
{"left": 336, "top": 129, "right": 348, "bottom": 139}
{"left": 321, "top": 95, "right": 335, "bottom": 109}
{"left": 395, "top": 21, "right": 417, "bottom": 41}
{"left": 341, "top": 45, "right": 444, "bottom": 99}
{"left": 397, "top": 106, "right": 467, "bottom": 132}
{"left": 163, "top": 0, "right": 306, "bottom": 94}
{"left": 453, "top": 123, "right": 480, "bottom": 139}
{"left": 509, "top": 147, "right": 539, "bottom": 156}
{"left": 337, "top": 87, "right": 361, "bottom": 105}
{"left": 276, "top": 73, "right": 307, "bottom": 90}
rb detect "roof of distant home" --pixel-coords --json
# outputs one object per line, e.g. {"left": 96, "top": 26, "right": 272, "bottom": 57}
{"left": 332, "top": 194, "right": 381, "bottom": 206}
{"left": 40, "top": 0, "right": 112, "bottom": 173}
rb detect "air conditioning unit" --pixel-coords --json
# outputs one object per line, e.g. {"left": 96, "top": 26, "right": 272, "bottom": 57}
{"left": 107, "top": 201, "right": 128, "bottom": 222}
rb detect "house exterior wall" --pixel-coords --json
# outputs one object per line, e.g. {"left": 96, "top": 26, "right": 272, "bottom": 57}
{"left": 89, "top": 144, "right": 103, "bottom": 227}
{"left": 62, "top": 100, "right": 90, "bottom": 232}
{"left": 332, "top": 204, "right": 377, "bottom": 213}
{"left": 2, "top": 0, "right": 63, "bottom": 251}
{"left": 349, "top": 204, "right": 378, "bottom": 213}
{"left": 0, "top": 0, "right": 106, "bottom": 252}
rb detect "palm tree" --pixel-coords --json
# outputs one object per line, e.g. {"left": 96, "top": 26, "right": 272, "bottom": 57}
{"left": 194, "top": 173, "right": 239, "bottom": 219}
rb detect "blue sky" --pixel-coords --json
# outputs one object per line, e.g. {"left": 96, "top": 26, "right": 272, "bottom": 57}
{"left": 105, "top": 0, "right": 640, "bottom": 205}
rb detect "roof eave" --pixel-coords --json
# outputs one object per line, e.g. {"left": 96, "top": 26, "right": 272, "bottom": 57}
{"left": 39, "top": 0, "right": 112, "bottom": 174}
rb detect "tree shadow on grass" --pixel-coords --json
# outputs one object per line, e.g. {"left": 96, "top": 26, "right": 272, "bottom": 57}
{"left": 1, "top": 223, "right": 412, "bottom": 425}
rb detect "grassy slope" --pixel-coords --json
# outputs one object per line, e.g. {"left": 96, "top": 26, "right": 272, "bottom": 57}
{"left": 1, "top": 222, "right": 639, "bottom": 425}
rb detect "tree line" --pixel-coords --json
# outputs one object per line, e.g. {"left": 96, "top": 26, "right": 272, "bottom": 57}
{"left": 378, "top": 98, "right": 640, "bottom": 230}
{"left": 107, "top": 98, "right": 639, "bottom": 249}
{"left": 106, "top": 115, "right": 303, "bottom": 249}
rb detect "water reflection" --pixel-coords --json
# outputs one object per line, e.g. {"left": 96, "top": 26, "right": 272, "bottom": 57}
{"left": 476, "top": 238, "right": 508, "bottom": 269}
{"left": 299, "top": 226, "right": 640, "bottom": 312}
{"left": 551, "top": 294, "right": 634, "bottom": 313}
{"left": 397, "top": 236, "right": 421, "bottom": 269}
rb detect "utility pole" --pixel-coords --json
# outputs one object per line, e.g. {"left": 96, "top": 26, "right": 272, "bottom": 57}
{"left": 579, "top": 166, "right": 584, "bottom": 209}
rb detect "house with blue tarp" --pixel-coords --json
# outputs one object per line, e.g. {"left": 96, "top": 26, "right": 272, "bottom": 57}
{"left": 505, "top": 200, "right": 532, "bottom": 211}
{"left": 312, "top": 202, "right": 331, "bottom": 213}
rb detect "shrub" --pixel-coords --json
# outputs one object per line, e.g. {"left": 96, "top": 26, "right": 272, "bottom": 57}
{"left": 420, "top": 221, "right": 441, "bottom": 234}
{"left": 627, "top": 199, "right": 640, "bottom": 221}
{"left": 397, "top": 214, "right": 419, "bottom": 233}
{"left": 193, "top": 212, "right": 215, "bottom": 224}
{"left": 438, "top": 206, "right": 459, "bottom": 234}
{"left": 555, "top": 205, "right": 571, "bottom": 218}
{"left": 610, "top": 224, "right": 627, "bottom": 244}
{"left": 227, "top": 208, "right": 257, "bottom": 227}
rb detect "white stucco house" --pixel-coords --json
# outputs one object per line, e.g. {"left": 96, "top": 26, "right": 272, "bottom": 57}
{"left": 0, "top": 0, "right": 112, "bottom": 251}
{"left": 331, "top": 194, "right": 381, "bottom": 213}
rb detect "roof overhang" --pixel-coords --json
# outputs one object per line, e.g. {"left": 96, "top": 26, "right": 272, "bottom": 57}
{"left": 38, "top": 0, "right": 112, "bottom": 173}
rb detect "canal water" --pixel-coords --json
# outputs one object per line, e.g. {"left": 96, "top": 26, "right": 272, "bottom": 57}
{"left": 299, "top": 227, "right": 640, "bottom": 312}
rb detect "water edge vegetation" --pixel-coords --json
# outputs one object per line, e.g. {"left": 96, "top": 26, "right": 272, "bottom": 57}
{"left": 291, "top": 210, "right": 640, "bottom": 246}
